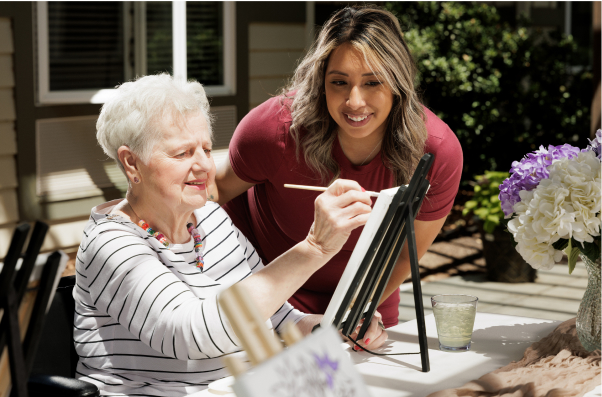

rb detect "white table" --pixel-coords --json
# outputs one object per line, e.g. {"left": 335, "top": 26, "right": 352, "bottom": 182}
{"left": 351, "top": 312, "right": 559, "bottom": 397}
{"left": 197, "top": 313, "right": 561, "bottom": 396}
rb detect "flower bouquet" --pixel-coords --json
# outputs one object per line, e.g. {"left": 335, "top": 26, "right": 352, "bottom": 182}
{"left": 499, "top": 130, "right": 601, "bottom": 351}
{"left": 499, "top": 130, "right": 601, "bottom": 273}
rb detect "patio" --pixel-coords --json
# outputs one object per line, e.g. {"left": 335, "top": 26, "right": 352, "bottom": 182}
{"left": 399, "top": 260, "right": 587, "bottom": 324}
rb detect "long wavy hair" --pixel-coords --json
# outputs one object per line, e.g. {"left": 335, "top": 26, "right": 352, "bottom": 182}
{"left": 282, "top": 5, "right": 428, "bottom": 187}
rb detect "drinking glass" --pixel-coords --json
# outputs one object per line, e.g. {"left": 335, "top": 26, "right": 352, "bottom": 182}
{"left": 431, "top": 295, "right": 478, "bottom": 352}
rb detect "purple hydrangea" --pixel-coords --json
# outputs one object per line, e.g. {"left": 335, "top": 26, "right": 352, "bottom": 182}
{"left": 585, "top": 129, "right": 602, "bottom": 160}
{"left": 499, "top": 143, "right": 581, "bottom": 217}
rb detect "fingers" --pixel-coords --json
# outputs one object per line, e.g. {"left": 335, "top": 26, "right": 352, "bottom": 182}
{"left": 326, "top": 179, "right": 363, "bottom": 196}
{"left": 306, "top": 179, "right": 373, "bottom": 257}
{"left": 327, "top": 180, "right": 372, "bottom": 207}
{"left": 349, "top": 312, "right": 388, "bottom": 352}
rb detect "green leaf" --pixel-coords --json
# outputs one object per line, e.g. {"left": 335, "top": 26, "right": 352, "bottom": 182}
{"left": 464, "top": 200, "right": 477, "bottom": 209}
{"left": 474, "top": 208, "right": 489, "bottom": 219}
{"left": 565, "top": 239, "right": 580, "bottom": 275}
{"left": 483, "top": 220, "right": 496, "bottom": 234}
{"left": 487, "top": 214, "right": 499, "bottom": 224}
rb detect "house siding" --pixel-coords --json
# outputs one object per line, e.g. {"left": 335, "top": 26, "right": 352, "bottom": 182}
{"left": 0, "top": 17, "right": 20, "bottom": 256}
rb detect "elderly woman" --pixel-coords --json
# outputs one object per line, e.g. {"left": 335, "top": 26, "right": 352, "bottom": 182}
{"left": 74, "top": 74, "right": 386, "bottom": 396}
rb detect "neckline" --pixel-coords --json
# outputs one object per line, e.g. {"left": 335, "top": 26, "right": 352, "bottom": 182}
{"left": 169, "top": 235, "right": 195, "bottom": 249}
{"left": 332, "top": 135, "right": 383, "bottom": 174}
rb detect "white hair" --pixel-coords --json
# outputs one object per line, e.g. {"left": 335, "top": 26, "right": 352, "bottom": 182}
{"left": 96, "top": 73, "right": 213, "bottom": 172}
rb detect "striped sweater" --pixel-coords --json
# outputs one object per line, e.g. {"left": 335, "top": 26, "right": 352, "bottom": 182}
{"left": 74, "top": 200, "right": 307, "bottom": 396}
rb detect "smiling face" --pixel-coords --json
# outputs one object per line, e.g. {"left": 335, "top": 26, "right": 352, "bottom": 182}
{"left": 137, "top": 111, "right": 215, "bottom": 214}
{"left": 324, "top": 43, "right": 394, "bottom": 148}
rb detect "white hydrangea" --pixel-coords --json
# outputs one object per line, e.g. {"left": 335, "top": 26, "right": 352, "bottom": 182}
{"left": 508, "top": 151, "right": 601, "bottom": 270}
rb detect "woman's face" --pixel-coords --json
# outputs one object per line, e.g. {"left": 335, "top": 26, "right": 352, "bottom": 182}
{"left": 137, "top": 112, "right": 215, "bottom": 214}
{"left": 324, "top": 43, "right": 394, "bottom": 144}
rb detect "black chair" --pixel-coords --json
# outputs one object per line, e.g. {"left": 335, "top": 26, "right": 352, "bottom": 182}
{"left": 0, "top": 222, "right": 67, "bottom": 397}
{"left": 27, "top": 275, "right": 99, "bottom": 397}
{"left": 0, "top": 223, "right": 32, "bottom": 397}
{"left": 0, "top": 221, "right": 97, "bottom": 397}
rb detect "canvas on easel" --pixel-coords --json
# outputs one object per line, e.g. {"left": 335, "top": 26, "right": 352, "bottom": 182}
{"left": 318, "top": 153, "right": 435, "bottom": 372}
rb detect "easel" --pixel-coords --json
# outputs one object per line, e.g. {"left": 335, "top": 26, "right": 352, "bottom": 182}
{"left": 318, "top": 153, "right": 435, "bottom": 373}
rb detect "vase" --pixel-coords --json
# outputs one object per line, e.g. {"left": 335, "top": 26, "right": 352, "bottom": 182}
{"left": 576, "top": 254, "right": 601, "bottom": 352}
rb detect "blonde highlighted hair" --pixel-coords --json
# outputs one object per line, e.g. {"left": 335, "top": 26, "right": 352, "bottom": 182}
{"left": 282, "top": 5, "right": 427, "bottom": 186}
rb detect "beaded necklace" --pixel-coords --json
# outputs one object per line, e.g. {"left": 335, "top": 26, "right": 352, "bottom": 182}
{"left": 137, "top": 219, "right": 205, "bottom": 271}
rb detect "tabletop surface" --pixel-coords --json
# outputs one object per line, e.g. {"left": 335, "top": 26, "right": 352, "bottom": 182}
{"left": 350, "top": 312, "right": 559, "bottom": 397}
{"left": 197, "top": 312, "right": 562, "bottom": 397}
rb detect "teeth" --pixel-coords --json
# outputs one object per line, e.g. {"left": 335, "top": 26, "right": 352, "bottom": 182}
{"left": 187, "top": 182, "right": 204, "bottom": 185}
{"left": 347, "top": 114, "right": 368, "bottom": 122}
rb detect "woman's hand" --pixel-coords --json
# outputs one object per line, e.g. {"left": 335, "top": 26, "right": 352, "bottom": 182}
{"left": 346, "top": 311, "right": 388, "bottom": 352}
{"left": 305, "top": 179, "right": 372, "bottom": 257}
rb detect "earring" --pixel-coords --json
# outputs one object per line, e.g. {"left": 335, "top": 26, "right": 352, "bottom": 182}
{"left": 133, "top": 177, "right": 139, "bottom": 184}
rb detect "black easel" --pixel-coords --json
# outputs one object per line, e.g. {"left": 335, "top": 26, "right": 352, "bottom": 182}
{"left": 333, "top": 153, "right": 434, "bottom": 372}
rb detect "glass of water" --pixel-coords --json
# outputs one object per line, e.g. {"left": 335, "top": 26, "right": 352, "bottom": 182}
{"left": 431, "top": 295, "right": 478, "bottom": 352}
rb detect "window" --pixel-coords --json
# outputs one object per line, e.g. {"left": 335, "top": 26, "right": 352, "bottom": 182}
{"left": 36, "top": 1, "right": 236, "bottom": 104}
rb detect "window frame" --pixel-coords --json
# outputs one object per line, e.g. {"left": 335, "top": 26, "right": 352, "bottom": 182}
{"left": 36, "top": 1, "right": 236, "bottom": 105}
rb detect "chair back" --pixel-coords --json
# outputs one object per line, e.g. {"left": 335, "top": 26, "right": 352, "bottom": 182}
{"left": 30, "top": 275, "right": 78, "bottom": 378}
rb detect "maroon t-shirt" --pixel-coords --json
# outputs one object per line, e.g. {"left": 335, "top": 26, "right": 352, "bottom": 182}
{"left": 224, "top": 96, "right": 463, "bottom": 327}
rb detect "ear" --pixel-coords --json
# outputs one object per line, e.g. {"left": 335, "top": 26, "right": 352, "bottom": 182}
{"left": 117, "top": 146, "right": 140, "bottom": 184}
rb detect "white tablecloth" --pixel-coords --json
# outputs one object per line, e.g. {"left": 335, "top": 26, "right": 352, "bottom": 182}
{"left": 196, "top": 312, "right": 592, "bottom": 396}
{"left": 350, "top": 312, "right": 559, "bottom": 397}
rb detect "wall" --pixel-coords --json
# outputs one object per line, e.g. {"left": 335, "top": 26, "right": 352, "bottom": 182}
{"left": 248, "top": 23, "right": 306, "bottom": 109}
{"left": 0, "top": 17, "right": 20, "bottom": 255}
{"left": 0, "top": 1, "right": 309, "bottom": 258}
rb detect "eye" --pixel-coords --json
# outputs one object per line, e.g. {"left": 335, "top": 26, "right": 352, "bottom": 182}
{"left": 174, "top": 151, "right": 188, "bottom": 158}
{"left": 366, "top": 81, "right": 382, "bottom": 87}
{"left": 330, "top": 80, "right": 347, "bottom": 86}
{"left": 204, "top": 148, "right": 212, "bottom": 156}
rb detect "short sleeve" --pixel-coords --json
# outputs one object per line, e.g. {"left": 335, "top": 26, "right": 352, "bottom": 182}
{"left": 228, "top": 97, "right": 289, "bottom": 184}
{"left": 417, "top": 111, "right": 463, "bottom": 222}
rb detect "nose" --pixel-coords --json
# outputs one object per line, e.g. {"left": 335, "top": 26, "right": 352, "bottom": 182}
{"left": 192, "top": 150, "right": 213, "bottom": 173}
{"left": 346, "top": 85, "right": 366, "bottom": 110}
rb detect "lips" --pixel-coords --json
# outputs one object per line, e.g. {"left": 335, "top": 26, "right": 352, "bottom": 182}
{"left": 185, "top": 179, "right": 206, "bottom": 190}
{"left": 344, "top": 113, "right": 372, "bottom": 127}
{"left": 347, "top": 114, "right": 368, "bottom": 122}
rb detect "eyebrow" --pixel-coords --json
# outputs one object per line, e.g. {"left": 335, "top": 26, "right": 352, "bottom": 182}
{"left": 326, "top": 70, "right": 379, "bottom": 77}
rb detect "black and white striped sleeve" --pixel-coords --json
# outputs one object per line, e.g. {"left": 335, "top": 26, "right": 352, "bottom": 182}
{"left": 233, "top": 225, "right": 310, "bottom": 332}
{"left": 79, "top": 227, "right": 240, "bottom": 359}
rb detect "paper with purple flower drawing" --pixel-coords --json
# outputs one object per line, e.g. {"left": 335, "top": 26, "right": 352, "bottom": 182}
{"left": 232, "top": 326, "right": 371, "bottom": 397}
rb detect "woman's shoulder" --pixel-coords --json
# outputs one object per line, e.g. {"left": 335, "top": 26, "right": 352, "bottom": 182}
{"left": 194, "top": 201, "right": 233, "bottom": 231}
{"left": 422, "top": 106, "right": 462, "bottom": 154}
{"left": 80, "top": 207, "right": 148, "bottom": 252}
{"left": 242, "top": 95, "right": 293, "bottom": 127}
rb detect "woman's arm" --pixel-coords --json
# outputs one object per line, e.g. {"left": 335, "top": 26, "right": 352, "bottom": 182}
{"left": 238, "top": 179, "right": 372, "bottom": 321}
{"left": 378, "top": 216, "right": 447, "bottom": 305}
{"left": 213, "top": 153, "right": 255, "bottom": 205}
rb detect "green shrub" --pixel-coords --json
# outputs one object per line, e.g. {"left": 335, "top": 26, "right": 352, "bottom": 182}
{"left": 462, "top": 171, "right": 508, "bottom": 234}
{"left": 385, "top": 2, "right": 592, "bottom": 178}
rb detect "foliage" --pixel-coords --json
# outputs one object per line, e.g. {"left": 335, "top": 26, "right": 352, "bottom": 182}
{"left": 385, "top": 2, "right": 593, "bottom": 178}
{"left": 462, "top": 171, "right": 508, "bottom": 234}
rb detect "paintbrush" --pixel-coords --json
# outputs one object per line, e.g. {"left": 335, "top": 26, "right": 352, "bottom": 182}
{"left": 284, "top": 184, "right": 380, "bottom": 197}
